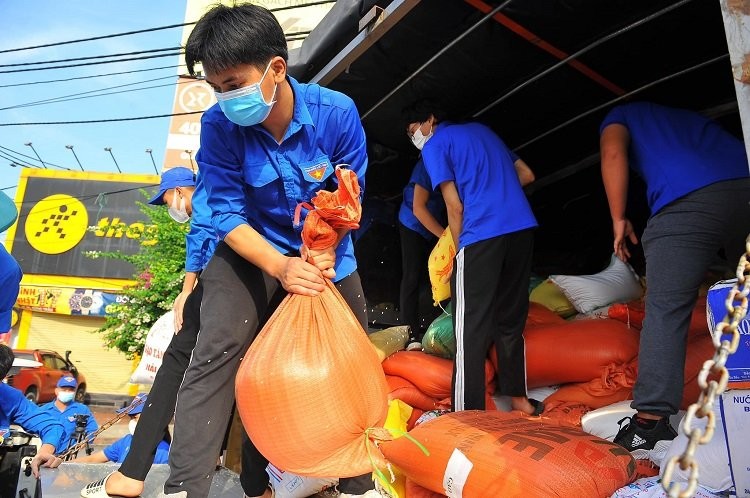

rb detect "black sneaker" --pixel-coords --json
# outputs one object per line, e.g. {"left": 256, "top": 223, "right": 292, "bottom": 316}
{"left": 613, "top": 416, "right": 677, "bottom": 452}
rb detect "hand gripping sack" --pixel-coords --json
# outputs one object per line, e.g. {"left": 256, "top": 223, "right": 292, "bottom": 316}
{"left": 235, "top": 167, "right": 389, "bottom": 477}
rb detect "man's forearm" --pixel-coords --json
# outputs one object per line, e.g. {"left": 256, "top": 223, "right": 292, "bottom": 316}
{"left": 182, "top": 271, "right": 199, "bottom": 293}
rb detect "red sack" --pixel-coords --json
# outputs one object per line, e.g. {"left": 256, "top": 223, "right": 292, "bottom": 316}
{"left": 608, "top": 297, "right": 708, "bottom": 337}
{"left": 235, "top": 168, "right": 389, "bottom": 477}
{"left": 386, "top": 375, "right": 441, "bottom": 412}
{"left": 379, "top": 411, "right": 636, "bottom": 498}
{"left": 382, "top": 351, "right": 495, "bottom": 399}
{"left": 543, "top": 362, "right": 637, "bottom": 411}
{"left": 492, "top": 318, "right": 639, "bottom": 388}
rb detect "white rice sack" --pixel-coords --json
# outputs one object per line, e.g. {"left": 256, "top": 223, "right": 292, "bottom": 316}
{"left": 659, "top": 404, "right": 732, "bottom": 493}
{"left": 611, "top": 477, "right": 725, "bottom": 497}
{"left": 549, "top": 253, "right": 643, "bottom": 314}
{"left": 129, "top": 310, "right": 175, "bottom": 385}
{"left": 266, "top": 463, "right": 337, "bottom": 498}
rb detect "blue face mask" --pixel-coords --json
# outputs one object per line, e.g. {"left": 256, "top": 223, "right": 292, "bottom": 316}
{"left": 215, "top": 61, "right": 277, "bottom": 127}
{"left": 57, "top": 391, "right": 75, "bottom": 404}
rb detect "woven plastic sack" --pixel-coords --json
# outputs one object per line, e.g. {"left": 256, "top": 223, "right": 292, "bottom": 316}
{"left": 129, "top": 310, "right": 175, "bottom": 385}
{"left": 379, "top": 410, "right": 636, "bottom": 498}
{"left": 369, "top": 325, "right": 410, "bottom": 362}
{"left": 428, "top": 227, "right": 455, "bottom": 305}
{"left": 421, "top": 303, "right": 454, "bottom": 358}
{"left": 236, "top": 167, "right": 390, "bottom": 477}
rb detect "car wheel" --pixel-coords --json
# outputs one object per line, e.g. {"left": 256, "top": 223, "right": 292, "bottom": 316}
{"left": 25, "top": 387, "right": 38, "bottom": 404}
{"left": 75, "top": 386, "right": 87, "bottom": 404}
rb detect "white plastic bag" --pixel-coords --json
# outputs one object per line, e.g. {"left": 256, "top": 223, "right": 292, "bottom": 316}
{"left": 266, "top": 463, "right": 337, "bottom": 498}
{"left": 550, "top": 253, "right": 643, "bottom": 314}
{"left": 129, "top": 310, "right": 175, "bottom": 385}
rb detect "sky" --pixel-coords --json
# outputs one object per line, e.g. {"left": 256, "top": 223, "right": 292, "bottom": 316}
{"left": 0, "top": 0, "right": 189, "bottom": 202}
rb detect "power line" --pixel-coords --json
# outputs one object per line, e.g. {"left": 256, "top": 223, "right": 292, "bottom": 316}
{"left": 0, "top": 81, "right": 191, "bottom": 111}
{"left": 0, "top": 23, "right": 191, "bottom": 54}
{"left": 0, "top": 1, "right": 335, "bottom": 55}
{"left": 0, "top": 51, "right": 183, "bottom": 74}
{"left": 0, "top": 75, "right": 179, "bottom": 111}
{"left": 6, "top": 81, "right": 187, "bottom": 110}
{"left": 0, "top": 150, "right": 40, "bottom": 168}
{"left": 0, "top": 111, "right": 202, "bottom": 126}
{"left": 0, "top": 145, "right": 72, "bottom": 170}
{"left": 0, "top": 47, "right": 183, "bottom": 68}
{"left": 0, "top": 64, "right": 185, "bottom": 88}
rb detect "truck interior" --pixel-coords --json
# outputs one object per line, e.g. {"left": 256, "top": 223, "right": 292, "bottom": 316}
{"left": 288, "top": 0, "right": 745, "bottom": 312}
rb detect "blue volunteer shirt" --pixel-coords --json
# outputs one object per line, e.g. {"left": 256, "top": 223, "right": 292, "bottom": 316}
{"left": 421, "top": 121, "right": 537, "bottom": 249}
{"left": 600, "top": 102, "right": 749, "bottom": 214}
{"left": 1, "top": 245, "right": 22, "bottom": 332}
{"left": 185, "top": 172, "right": 218, "bottom": 273}
{"left": 198, "top": 77, "right": 367, "bottom": 282}
{"left": 39, "top": 400, "right": 98, "bottom": 446}
{"left": 0, "top": 383, "right": 65, "bottom": 450}
{"left": 398, "top": 159, "right": 446, "bottom": 240}
{"left": 103, "top": 433, "right": 170, "bottom": 464}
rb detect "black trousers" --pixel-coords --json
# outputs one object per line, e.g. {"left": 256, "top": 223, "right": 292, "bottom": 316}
{"left": 164, "top": 242, "right": 372, "bottom": 497}
{"left": 119, "top": 279, "right": 204, "bottom": 481}
{"left": 398, "top": 223, "right": 435, "bottom": 338}
{"left": 451, "top": 229, "right": 534, "bottom": 411}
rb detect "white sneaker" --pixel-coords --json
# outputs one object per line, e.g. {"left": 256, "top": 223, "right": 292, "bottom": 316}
{"left": 157, "top": 492, "right": 187, "bottom": 498}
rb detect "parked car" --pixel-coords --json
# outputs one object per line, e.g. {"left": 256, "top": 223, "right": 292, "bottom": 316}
{"left": 6, "top": 349, "right": 88, "bottom": 404}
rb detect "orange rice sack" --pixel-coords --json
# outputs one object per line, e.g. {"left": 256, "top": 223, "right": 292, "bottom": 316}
{"left": 236, "top": 168, "right": 389, "bottom": 477}
{"left": 608, "top": 296, "right": 708, "bottom": 337}
{"left": 379, "top": 411, "right": 636, "bottom": 498}
{"left": 382, "top": 351, "right": 495, "bottom": 399}
{"left": 386, "top": 375, "right": 441, "bottom": 412}
{"left": 493, "top": 318, "right": 639, "bottom": 388}
{"left": 543, "top": 362, "right": 637, "bottom": 411}
{"left": 405, "top": 479, "right": 447, "bottom": 498}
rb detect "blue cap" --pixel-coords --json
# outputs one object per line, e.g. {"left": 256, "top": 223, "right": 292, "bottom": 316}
{"left": 57, "top": 375, "right": 77, "bottom": 388}
{"left": 117, "top": 393, "right": 148, "bottom": 415}
{"left": 148, "top": 167, "right": 196, "bottom": 205}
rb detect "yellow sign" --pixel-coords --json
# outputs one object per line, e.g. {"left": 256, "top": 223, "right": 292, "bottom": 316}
{"left": 24, "top": 194, "right": 88, "bottom": 254}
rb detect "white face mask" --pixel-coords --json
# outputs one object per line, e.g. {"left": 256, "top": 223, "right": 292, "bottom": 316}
{"left": 168, "top": 191, "right": 190, "bottom": 223}
{"left": 410, "top": 122, "right": 433, "bottom": 150}
{"left": 128, "top": 419, "right": 138, "bottom": 435}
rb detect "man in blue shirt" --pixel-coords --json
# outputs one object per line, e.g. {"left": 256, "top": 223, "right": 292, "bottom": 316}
{"left": 39, "top": 375, "right": 97, "bottom": 451}
{"left": 0, "top": 245, "right": 21, "bottom": 342}
{"left": 0, "top": 344, "right": 65, "bottom": 477}
{"left": 398, "top": 159, "right": 446, "bottom": 344}
{"left": 76, "top": 394, "right": 170, "bottom": 466}
{"left": 160, "top": 5, "right": 372, "bottom": 498}
{"left": 600, "top": 102, "right": 750, "bottom": 454}
{"left": 403, "top": 100, "right": 542, "bottom": 417}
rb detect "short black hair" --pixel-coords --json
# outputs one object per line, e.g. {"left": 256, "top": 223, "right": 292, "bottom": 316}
{"left": 185, "top": 3, "right": 288, "bottom": 76}
{"left": 0, "top": 344, "right": 14, "bottom": 379}
{"left": 401, "top": 99, "right": 448, "bottom": 130}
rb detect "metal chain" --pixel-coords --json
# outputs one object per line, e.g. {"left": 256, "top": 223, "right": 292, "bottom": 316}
{"left": 662, "top": 236, "right": 750, "bottom": 497}
{"left": 55, "top": 395, "right": 146, "bottom": 461}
